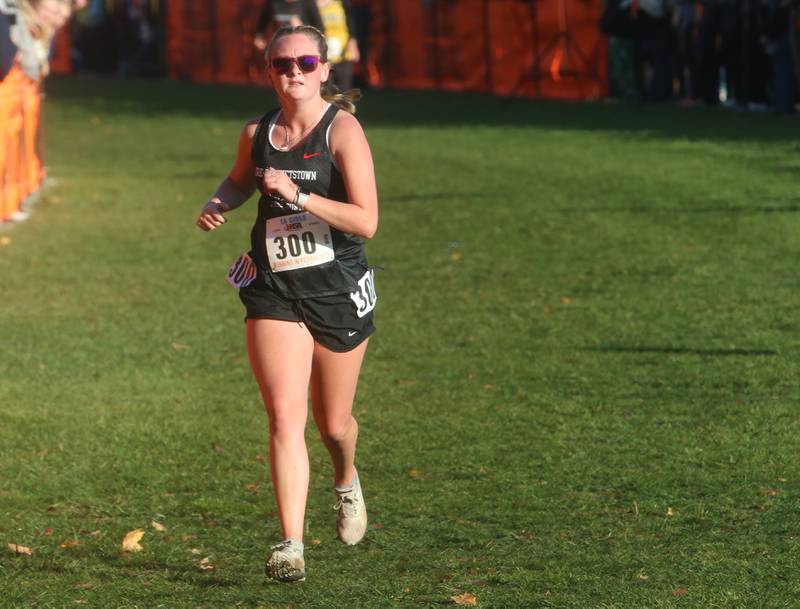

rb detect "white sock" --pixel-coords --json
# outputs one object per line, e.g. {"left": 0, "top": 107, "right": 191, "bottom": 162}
{"left": 284, "top": 537, "right": 304, "bottom": 552}
{"left": 335, "top": 469, "right": 358, "bottom": 493}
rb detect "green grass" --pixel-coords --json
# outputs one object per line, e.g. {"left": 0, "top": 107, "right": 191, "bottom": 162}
{"left": 2, "top": 75, "right": 800, "bottom": 608}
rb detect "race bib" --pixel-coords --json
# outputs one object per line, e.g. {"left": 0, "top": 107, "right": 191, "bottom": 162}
{"left": 227, "top": 252, "right": 257, "bottom": 288}
{"left": 266, "top": 212, "right": 334, "bottom": 273}
{"left": 349, "top": 268, "right": 377, "bottom": 318}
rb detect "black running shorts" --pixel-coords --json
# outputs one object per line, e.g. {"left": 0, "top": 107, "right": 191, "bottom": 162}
{"left": 238, "top": 281, "right": 376, "bottom": 353}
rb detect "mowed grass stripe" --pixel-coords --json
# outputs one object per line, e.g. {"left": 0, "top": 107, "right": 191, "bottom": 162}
{"left": 0, "top": 76, "right": 799, "bottom": 607}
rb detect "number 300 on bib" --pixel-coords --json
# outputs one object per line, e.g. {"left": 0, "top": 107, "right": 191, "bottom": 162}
{"left": 266, "top": 212, "right": 334, "bottom": 273}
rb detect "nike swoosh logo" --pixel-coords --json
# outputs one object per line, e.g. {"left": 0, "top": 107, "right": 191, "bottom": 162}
{"left": 348, "top": 331, "right": 358, "bottom": 337}
{"left": 303, "top": 152, "right": 321, "bottom": 159}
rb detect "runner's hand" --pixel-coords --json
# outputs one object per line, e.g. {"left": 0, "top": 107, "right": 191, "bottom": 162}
{"left": 197, "top": 201, "right": 227, "bottom": 231}
{"left": 262, "top": 167, "right": 297, "bottom": 203}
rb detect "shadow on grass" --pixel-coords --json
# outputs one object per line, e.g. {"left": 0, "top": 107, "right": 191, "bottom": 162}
{"left": 45, "top": 75, "right": 800, "bottom": 145}
{"left": 559, "top": 203, "right": 800, "bottom": 215}
{"left": 95, "top": 554, "right": 245, "bottom": 588}
{"left": 583, "top": 346, "right": 779, "bottom": 357}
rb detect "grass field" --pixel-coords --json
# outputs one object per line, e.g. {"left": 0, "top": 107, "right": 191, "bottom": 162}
{"left": 2, "top": 75, "right": 800, "bottom": 608}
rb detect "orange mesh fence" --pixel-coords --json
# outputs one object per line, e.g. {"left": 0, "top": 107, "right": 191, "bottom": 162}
{"left": 165, "top": 0, "right": 607, "bottom": 100}
{"left": 368, "top": 0, "right": 607, "bottom": 100}
{"left": 1, "top": 66, "right": 44, "bottom": 223}
{"left": 50, "top": 26, "right": 72, "bottom": 75}
{"left": 167, "top": 0, "right": 267, "bottom": 86}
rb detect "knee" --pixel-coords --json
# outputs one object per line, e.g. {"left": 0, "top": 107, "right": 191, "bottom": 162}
{"left": 318, "top": 415, "right": 356, "bottom": 444}
{"left": 265, "top": 399, "right": 307, "bottom": 438}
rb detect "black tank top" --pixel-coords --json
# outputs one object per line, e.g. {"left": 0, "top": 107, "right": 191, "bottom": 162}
{"left": 249, "top": 104, "right": 369, "bottom": 299}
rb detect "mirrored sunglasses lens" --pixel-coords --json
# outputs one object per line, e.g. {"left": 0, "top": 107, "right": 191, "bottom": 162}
{"left": 297, "top": 56, "right": 319, "bottom": 72}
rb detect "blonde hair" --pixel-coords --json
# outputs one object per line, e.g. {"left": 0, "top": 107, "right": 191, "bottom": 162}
{"left": 267, "top": 25, "right": 362, "bottom": 115}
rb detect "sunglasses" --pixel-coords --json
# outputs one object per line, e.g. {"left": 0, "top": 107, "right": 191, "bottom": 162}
{"left": 270, "top": 55, "right": 321, "bottom": 75}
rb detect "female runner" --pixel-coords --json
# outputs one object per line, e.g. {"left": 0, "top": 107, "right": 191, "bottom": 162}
{"left": 196, "top": 24, "right": 378, "bottom": 582}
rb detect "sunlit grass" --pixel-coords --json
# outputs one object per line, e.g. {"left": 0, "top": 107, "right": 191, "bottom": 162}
{"left": 1, "top": 76, "right": 799, "bottom": 608}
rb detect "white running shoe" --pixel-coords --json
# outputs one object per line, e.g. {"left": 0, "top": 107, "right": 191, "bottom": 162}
{"left": 265, "top": 539, "right": 305, "bottom": 582}
{"left": 334, "top": 469, "right": 368, "bottom": 545}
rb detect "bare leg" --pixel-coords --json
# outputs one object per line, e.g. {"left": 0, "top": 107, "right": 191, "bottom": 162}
{"left": 310, "top": 339, "right": 369, "bottom": 487}
{"left": 247, "top": 318, "right": 314, "bottom": 541}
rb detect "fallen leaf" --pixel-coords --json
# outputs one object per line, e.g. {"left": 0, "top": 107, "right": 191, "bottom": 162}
{"left": 408, "top": 468, "right": 419, "bottom": 478}
{"left": 635, "top": 570, "right": 649, "bottom": 580}
{"left": 560, "top": 296, "right": 573, "bottom": 305}
{"left": 212, "top": 444, "right": 225, "bottom": 454}
{"left": 451, "top": 252, "right": 462, "bottom": 261}
{"left": 543, "top": 305, "right": 553, "bottom": 314}
{"left": 60, "top": 540, "right": 80, "bottom": 549}
{"left": 49, "top": 195, "right": 62, "bottom": 204}
{"left": 151, "top": 520, "right": 167, "bottom": 532}
{"left": 88, "top": 530, "right": 101, "bottom": 537}
{"left": 36, "top": 528, "right": 53, "bottom": 537}
{"left": 122, "top": 529, "right": 144, "bottom": 552}
{"left": 370, "top": 523, "right": 384, "bottom": 530}
{"left": 482, "top": 384, "right": 493, "bottom": 390}
{"left": 198, "top": 556, "right": 214, "bottom": 570}
{"left": 172, "top": 342, "right": 191, "bottom": 351}
{"left": 760, "top": 487, "right": 778, "bottom": 497}
{"left": 452, "top": 592, "right": 478, "bottom": 605}
{"left": 403, "top": 587, "right": 411, "bottom": 592}
{"left": 8, "top": 544, "right": 32, "bottom": 555}
{"left": 75, "top": 583, "right": 93, "bottom": 590}
{"left": 255, "top": 454, "right": 268, "bottom": 462}
{"left": 672, "top": 588, "right": 689, "bottom": 596}
{"left": 310, "top": 539, "right": 321, "bottom": 546}
{"left": 666, "top": 507, "right": 674, "bottom": 517}
{"left": 181, "top": 535, "right": 196, "bottom": 541}
{"left": 244, "top": 483, "right": 258, "bottom": 492}
{"left": 191, "top": 548, "right": 201, "bottom": 555}
{"left": 777, "top": 477, "right": 787, "bottom": 483}
{"left": 0, "top": 237, "right": 11, "bottom": 247}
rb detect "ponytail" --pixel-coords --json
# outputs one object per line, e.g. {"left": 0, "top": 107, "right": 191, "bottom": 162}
{"left": 322, "top": 79, "right": 362, "bottom": 115}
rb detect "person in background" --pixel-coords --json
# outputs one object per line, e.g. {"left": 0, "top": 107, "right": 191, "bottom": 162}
{"left": 253, "top": 0, "right": 322, "bottom": 53}
{"left": 764, "top": 0, "right": 796, "bottom": 113}
{"left": 1, "top": 4, "right": 17, "bottom": 81}
{"left": 197, "top": 24, "right": 378, "bottom": 583}
{"left": 315, "top": 0, "right": 358, "bottom": 91}
{"left": 13, "top": 0, "right": 73, "bottom": 80}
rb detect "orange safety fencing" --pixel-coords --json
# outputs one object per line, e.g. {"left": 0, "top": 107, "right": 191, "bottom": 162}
{"left": 165, "top": 0, "right": 607, "bottom": 100}
{"left": 50, "top": 26, "right": 73, "bottom": 75}
{"left": 0, "top": 66, "right": 43, "bottom": 223}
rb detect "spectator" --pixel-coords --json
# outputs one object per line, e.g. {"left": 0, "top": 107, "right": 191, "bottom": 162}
{"left": 254, "top": 0, "right": 322, "bottom": 53}
{"left": 14, "top": 0, "right": 73, "bottom": 80}
{"left": 1, "top": 5, "right": 16, "bottom": 81}
{"left": 764, "top": 0, "right": 796, "bottom": 112}
{"left": 350, "top": 0, "right": 370, "bottom": 86}
{"left": 315, "top": 0, "right": 359, "bottom": 91}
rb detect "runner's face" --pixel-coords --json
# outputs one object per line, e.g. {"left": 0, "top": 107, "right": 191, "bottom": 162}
{"left": 269, "top": 34, "right": 330, "bottom": 102}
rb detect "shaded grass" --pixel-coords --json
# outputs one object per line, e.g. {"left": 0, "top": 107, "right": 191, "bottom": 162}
{"left": 1, "top": 75, "right": 800, "bottom": 607}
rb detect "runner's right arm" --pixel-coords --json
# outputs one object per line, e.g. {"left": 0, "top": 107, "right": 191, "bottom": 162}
{"left": 197, "top": 121, "right": 259, "bottom": 232}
